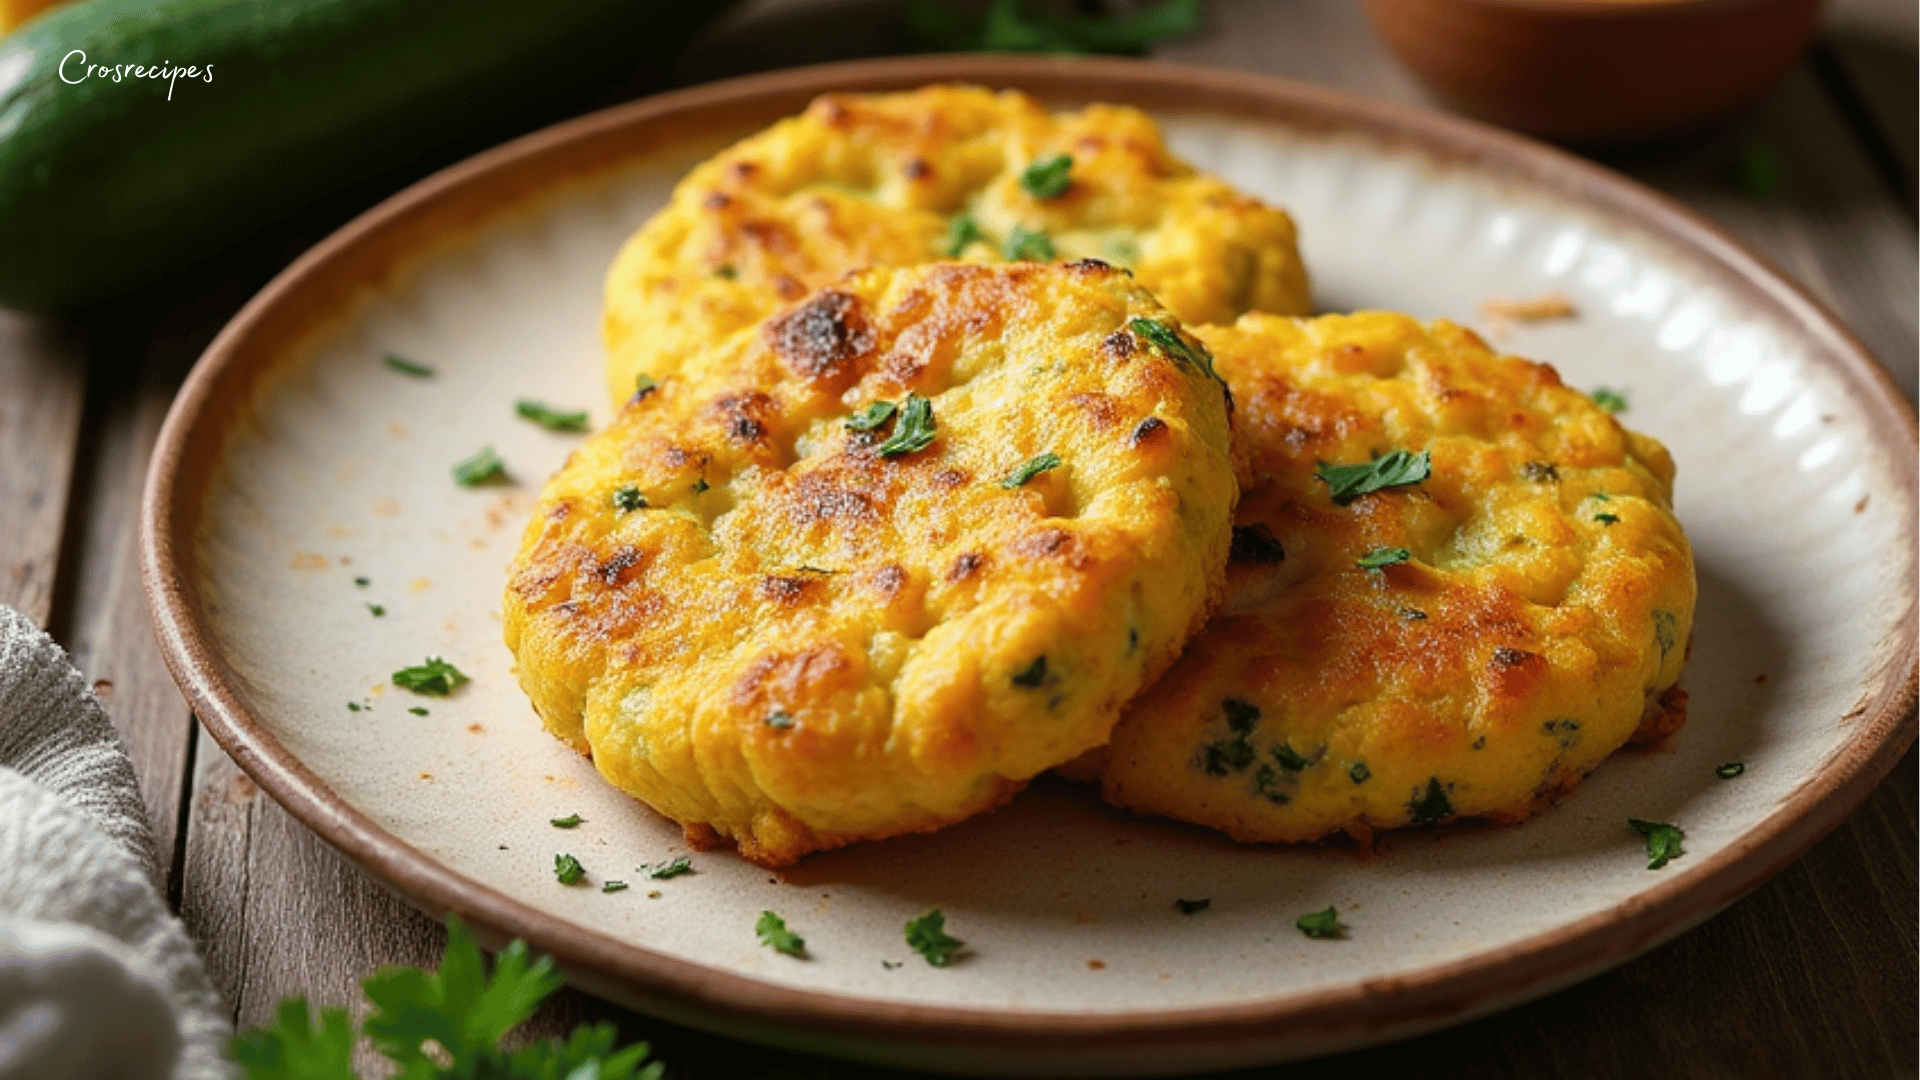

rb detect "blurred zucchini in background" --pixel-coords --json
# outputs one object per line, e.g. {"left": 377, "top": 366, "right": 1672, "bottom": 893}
{"left": 0, "top": 0, "right": 732, "bottom": 311}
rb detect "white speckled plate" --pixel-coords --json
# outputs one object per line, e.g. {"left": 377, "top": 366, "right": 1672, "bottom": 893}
{"left": 142, "top": 58, "right": 1916, "bottom": 1075}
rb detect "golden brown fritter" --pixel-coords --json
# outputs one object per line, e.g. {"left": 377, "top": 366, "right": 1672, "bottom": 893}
{"left": 1097, "top": 312, "right": 1695, "bottom": 843}
{"left": 506, "top": 261, "right": 1238, "bottom": 866}
{"left": 602, "top": 84, "right": 1311, "bottom": 405}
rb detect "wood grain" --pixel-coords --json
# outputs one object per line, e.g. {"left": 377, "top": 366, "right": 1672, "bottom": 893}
{"left": 0, "top": 311, "right": 85, "bottom": 628}
{"left": 98, "top": 1, "right": 1913, "bottom": 1076}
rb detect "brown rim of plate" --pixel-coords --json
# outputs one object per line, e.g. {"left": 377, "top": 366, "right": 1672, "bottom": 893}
{"left": 140, "top": 55, "right": 1918, "bottom": 1057}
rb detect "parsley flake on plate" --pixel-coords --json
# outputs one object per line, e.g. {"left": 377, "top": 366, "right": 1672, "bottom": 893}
{"left": 391, "top": 657, "right": 468, "bottom": 697}
{"left": 757, "top": 911, "right": 807, "bottom": 957}
{"left": 1717, "top": 762, "right": 1746, "bottom": 780}
{"left": 515, "top": 399, "right": 590, "bottom": 433}
{"left": 1002, "top": 224, "right": 1055, "bottom": 262}
{"left": 407, "top": 706, "right": 428, "bottom": 716}
{"left": 1357, "top": 546, "right": 1410, "bottom": 570}
{"left": 875, "top": 394, "right": 937, "bottom": 457}
{"left": 1628, "top": 818, "right": 1685, "bottom": 869}
{"left": 1021, "top": 153, "right": 1073, "bottom": 199}
{"left": 365, "top": 603, "right": 385, "bottom": 617}
{"left": 451, "top": 446, "right": 507, "bottom": 487}
{"left": 1296, "top": 905, "right": 1346, "bottom": 939}
{"left": 1590, "top": 387, "right": 1629, "bottom": 413}
{"left": 882, "top": 960, "right": 902, "bottom": 970}
{"left": 904, "top": 909, "right": 964, "bottom": 967}
{"left": 1175, "top": 898, "right": 1211, "bottom": 915}
{"left": 644, "top": 856, "right": 693, "bottom": 880}
{"left": 943, "top": 213, "right": 984, "bottom": 257}
{"left": 1317, "top": 450, "right": 1431, "bottom": 505}
{"left": 550, "top": 813, "right": 584, "bottom": 829}
{"left": 553, "top": 853, "right": 586, "bottom": 886}
{"left": 999, "top": 452, "right": 1061, "bottom": 488}
{"left": 353, "top": 576, "right": 370, "bottom": 588}
{"left": 382, "top": 352, "right": 434, "bottom": 377}
{"left": 601, "top": 880, "right": 629, "bottom": 894}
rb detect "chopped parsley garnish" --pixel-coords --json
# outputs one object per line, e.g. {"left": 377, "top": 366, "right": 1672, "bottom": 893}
{"left": 366, "top": 603, "right": 385, "bottom": 617}
{"left": 1410, "top": 777, "right": 1453, "bottom": 823}
{"left": 1316, "top": 450, "right": 1431, "bottom": 505}
{"left": 1590, "top": 387, "right": 1629, "bottom": 413}
{"left": 347, "top": 702, "right": 362, "bottom": 712}
{"left": 550, "top": 813, "right": 584, "bottom": 829}
{"left": 391, "top": 657, "right": 469, "bottom": 697}
{"left": 1349, "top": 762, "right": 1371, "bottom": 784}
{"left": 1273, "top": 743, "right": 1310, "bottom": 771}
{"left": 766, "top": 711, "right": 796, "bottom": 729}
{"left": 1295, "top": 906, "right": 1345, "bottom": 940}
{"left": 553, "top": 853, "right": 585, "bottom": 886}
{"left": 691, "top": 478, "right": 709, "bottom": 493}
{"left": 904, "top": 909, "right": 964, "bottom": 967}
{"left": 845, "top": 400, "right": 898, "bottom": 432}
{"left": 874, "top": 394, "right": 937, "bottom": 457}
{"left": 1175, "top": 898, "right": 1211, "bottom": 915}
{"left": 1203, "top": 699, "right": 1259, "bottom": 775}
{"left": 882, "top": 960, "right": 902, "bottom": 970}
{"left": 515, "top": 399, "right": 590, "bottom": 433}
{"left": 452, "top": 446, "right": 507, "bottom": 487}
{"left": 1653, "top": 610, "right": 1678, "bottom": 658}
{"left": 715, "top": 264, "right": 738, "bottom": 280}
{"left": 354, "top": 576, "right": 370, "bottom": 588}
{"left": 1011, "top": 655, "right": 1051, "bottom": 688}
{"left": 601, "top": 880, "right": 628, "bottom": 893}
{"left": 644, "top": 856, "right": 693, "bottom": 880}
{"left": 1595, "top": 513, "right": 1621, "bottom": 525}
{"left": 1021, "top": 154, "right": 1074, "bottom": 199}
{"left": 612, "top": 485, "right": 646, "bottom": 513}
{"left": 1002, "top": 224, "right": 1055, "bottom": 262}
{"left": 1400, "top": 607, "right": 1429, "bottom": 621}
{"left": 1716, "top": 762, "right": 1746, "bottom": 780}
{"left": 1128, "top": 317, "right": 1221, "bottom": 383}
{"left": 1357, "top": 546, "right": 1411, "bottom": 570}
{"left": 633, "top": 374, "right": 657, "bottom": 399}
{"left": 943, "top": 213, "right": 984, "bottom": 257}
{"left": 383, "top": 353, "right": 434, "bottom": 377}
{"left": 407, "top": 706, "right": 428, "bottom": 716}
{"left": 1223, "top": 698, "right": 1259, "bottom": 733}
{"left": 904, "top": 0, "right": 1203, "bottom": 55}
{"left": 999, "top": 452, "right": 1061, "bottom": 488}
{"left": 1628, "top": 818, "right": 1685, "bottom": 869}
{"left": 756, "top": 911, "right": 807, "bottom": 957}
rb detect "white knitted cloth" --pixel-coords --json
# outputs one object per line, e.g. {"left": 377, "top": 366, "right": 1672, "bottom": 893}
{"left": 0, "top": 604, "right": 233, "bottom": 1080}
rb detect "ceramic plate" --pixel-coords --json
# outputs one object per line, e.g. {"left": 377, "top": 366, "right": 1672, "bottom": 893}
{"left": 142, "top": 57, "right": 1916, "bottom": 1075}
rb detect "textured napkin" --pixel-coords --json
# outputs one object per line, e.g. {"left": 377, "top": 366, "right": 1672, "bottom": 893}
{"left": 0, "top": 604, "right": 233, "bottom": 1080}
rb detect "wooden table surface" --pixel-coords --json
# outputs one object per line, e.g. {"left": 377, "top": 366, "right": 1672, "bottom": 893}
{"left": 1, "top": 2, "right": 1913, "bottom": 1076}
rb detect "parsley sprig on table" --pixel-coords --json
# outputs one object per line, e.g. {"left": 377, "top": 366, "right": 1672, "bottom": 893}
{"left": 230, "top": 918, "right": 662, "bottom": 1079}
{"left": 907, "top": 0, "right": 1203, "bottom": 55}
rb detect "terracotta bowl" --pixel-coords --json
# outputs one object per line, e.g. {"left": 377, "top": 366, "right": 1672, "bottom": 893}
{"left": 1360, "top": 0, "right": 1824, "bottom": 144}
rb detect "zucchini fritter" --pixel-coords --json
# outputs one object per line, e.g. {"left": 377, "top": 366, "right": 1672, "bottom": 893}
{"left": 602, "top": 85, "right": 1311, "bottom": 405}
{"left": 1097, "top": 312, "right": 1695, "bottom": 843}
{"left": 507, "top": 261, "right": 1238, "bottom": 866}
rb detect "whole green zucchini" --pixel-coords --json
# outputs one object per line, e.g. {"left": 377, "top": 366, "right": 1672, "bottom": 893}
{"left": 0, "top": 0, "right": 731, "bottom": 311}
